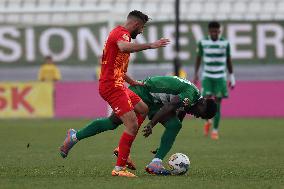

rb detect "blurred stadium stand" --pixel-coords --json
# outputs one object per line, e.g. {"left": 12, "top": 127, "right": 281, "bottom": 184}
{"left": 0, "top": 0, "right": 284, "bottom": 82}
{"left": 0, "top": 0, "right": 284, "bottom": 25}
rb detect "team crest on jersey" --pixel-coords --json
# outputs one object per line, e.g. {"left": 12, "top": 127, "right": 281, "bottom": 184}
{"left": 122, "top": 34, "right": 130, "bottom": 41}
{"left": 183, "top": 98, "right": 189, "bottom": 106}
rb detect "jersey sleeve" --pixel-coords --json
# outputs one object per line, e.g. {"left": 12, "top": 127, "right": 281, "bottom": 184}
{"left": 196, "top": 41, "right": 203, "bottom": 56}
{"left": 117, "top": 31, "right": 131, "bottom": 43}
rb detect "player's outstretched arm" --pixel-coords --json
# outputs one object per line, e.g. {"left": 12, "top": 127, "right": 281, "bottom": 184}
{"left": 117, "top": 38, "right": 170, "bottom": 53}
{"left": 142, "top": 96, "right": 181, "bottom": 137}
{"left": 124, "top": 74, "right": 144, "bottom": 86}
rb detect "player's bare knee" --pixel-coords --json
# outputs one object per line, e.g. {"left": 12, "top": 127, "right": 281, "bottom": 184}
{"left": 134, "top": 101, "right": 149, "bottom": 117}
{"left": 121, "top": 111, "right": 139, "bottom": 135}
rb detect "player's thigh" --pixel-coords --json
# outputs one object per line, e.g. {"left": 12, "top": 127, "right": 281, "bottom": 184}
{"left": 127, "top": 87, "right": 148, "bottom": 116}
{"left": 134, "top": 100, "right": 148, "bottom": 117}
{"left": 202, "top": 77, "right": 213, "bottom": 96}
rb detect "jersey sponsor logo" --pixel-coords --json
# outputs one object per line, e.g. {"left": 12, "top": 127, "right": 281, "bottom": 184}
{"left": 122, "top": 34, "right": 130, "bottom": 41}
{"left": 183, "top": 98, "right": 189, "bottom": 106}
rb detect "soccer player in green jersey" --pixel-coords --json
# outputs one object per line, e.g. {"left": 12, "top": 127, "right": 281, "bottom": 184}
{"left": 194, "top": 21, "right": 236, "bottom": 140}
{"left": 135, "top": 76, "right": 216, "bottom": 175}
{"left": 59, "top": 76, "right": 217, "bottom": 175}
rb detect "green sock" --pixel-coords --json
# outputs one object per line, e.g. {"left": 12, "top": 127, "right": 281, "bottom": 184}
{"left": 76, "top": 118, "right": 120, "bottom": 140}
{"left": 213, "top": 100, "right": 221, "bottom": 131}
{"left": 155, "top": 117, "right": 182, "bottom": 160}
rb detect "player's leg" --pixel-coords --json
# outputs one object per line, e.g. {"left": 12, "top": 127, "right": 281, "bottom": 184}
{"left": 146, "top": 116, "right": 181, "bottom": 175}
{"left": 211, "top": 97, "right": 222, "bottom": 140}
{"left": 202, "top": 77, "right": 213, "bottom": 136}
{"left": 204, "top": 107, "right": 213, "bottom": 137}
{"left": 110, "top": 88, "right": 141, "bottom": 177}
{"left": 211, "top": 78, "right": 228, "bottom": 140}
{"left": 112, "top": 110, "right": 138, "bottom": 177}
{"left": 129, "top": 88, "right": 148, "bottom": 127}
{"left": 128, "top": 86, "right": 150, "bottom": 126}
{"left": 113, "top": 88, "right": 148, "bottom": 170}
{"left": 60, "top": 113, "right": 122, "bottom": 158}
{"left": 76, "top": 113, "right": 122, "bottom": 140}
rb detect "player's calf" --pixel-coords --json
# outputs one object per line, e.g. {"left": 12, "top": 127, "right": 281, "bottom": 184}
{"left": 204, "top": 120, "right": 212, "bottom": 136}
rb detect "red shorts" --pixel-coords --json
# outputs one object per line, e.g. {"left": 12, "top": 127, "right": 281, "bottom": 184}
{"left": 99, "top": 86, "right": 141, "bottom": 117}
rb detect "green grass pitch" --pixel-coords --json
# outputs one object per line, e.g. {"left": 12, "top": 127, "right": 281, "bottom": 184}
{"left": 0, "top": 118, "right": 283, "bottom": 189}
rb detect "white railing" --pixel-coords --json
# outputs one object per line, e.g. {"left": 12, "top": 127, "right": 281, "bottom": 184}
{"left": 0, "top": 0, "right": 283, "bottom": 25}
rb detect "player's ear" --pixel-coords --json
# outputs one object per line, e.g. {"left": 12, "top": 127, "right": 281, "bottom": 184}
{"left": 133, "top": 20, "right": 140, "bottom": 27}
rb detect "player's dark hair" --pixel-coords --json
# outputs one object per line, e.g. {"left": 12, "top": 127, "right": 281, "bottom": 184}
{"left": 45, "top": 55, "right": 52, "bottom": 59}
{"left": 128, "top": 10, "right": 149, "bottom": 24}
{"left": 204, "top": 98, "right": 217, "bottom": 119}
{"left": 208, "top": 21, "right": 221, "bottom": 29}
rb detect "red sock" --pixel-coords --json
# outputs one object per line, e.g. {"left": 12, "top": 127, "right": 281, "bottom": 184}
{"left": 116, "top": 132, "right": 135, "bottom": 167}
{"left": 136, "top": 113, "right": 145, "bottom": 128}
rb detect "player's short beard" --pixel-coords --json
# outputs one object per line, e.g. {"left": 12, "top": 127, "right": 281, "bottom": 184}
{"left": 131, "top": 29, "right": 139, "bottom": 39}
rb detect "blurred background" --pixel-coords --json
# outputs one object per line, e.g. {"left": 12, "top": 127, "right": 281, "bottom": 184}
{"left": 0, "top": 0, "right": 284, "bottom": 118}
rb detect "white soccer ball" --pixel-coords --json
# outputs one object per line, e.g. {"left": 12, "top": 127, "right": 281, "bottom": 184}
{"left": 168, "top": 153, "right": 190, "bottom": 175}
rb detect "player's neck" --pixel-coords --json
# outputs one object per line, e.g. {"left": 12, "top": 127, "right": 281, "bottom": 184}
{"left": 122, "top": 21, "right": 134, "bottom": 34}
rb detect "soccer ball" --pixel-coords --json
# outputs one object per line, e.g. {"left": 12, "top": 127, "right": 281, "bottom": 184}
{"left": 168, "top": 153, "right": 190, "bottom": 175}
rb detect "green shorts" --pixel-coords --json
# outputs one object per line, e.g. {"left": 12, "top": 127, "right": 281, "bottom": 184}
{"left": 201, "top": 77, "right": 228, "bottom": 98}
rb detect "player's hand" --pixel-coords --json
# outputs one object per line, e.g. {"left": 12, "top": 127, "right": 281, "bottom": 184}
{"left": 150, "top": 38, "right": 170, "bottom": 49}
{"left": 229, "top": 74, "right": 236, "bottom": 89}
{"left": 130, "top": 80, "right": 144, "bottom": 86}
{"left": 142, "top": 122, "right": 153, "bottom": 137}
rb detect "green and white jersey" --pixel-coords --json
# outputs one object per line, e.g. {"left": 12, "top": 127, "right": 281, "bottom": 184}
{"left": 144, "top": 76, "right": 201, "bottom": 107}
{"left": 197, "top": 36, "right": 230, "bottom": 79}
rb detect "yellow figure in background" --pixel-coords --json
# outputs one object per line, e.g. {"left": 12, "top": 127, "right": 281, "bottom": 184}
{"left": 167, "top": 68, "right": 187, "bottom": 79}
{"left": 38, "top": 56, "right": 62, "bottom": 82}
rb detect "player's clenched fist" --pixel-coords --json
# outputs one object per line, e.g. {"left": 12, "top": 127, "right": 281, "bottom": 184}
{"left": 142, "top": 123, "right": 153, "bottom": 137}
{"left": 150, "top": 38, "right": 170, "bottom": 49}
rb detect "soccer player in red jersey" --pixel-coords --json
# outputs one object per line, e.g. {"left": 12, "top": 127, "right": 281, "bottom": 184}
{"left": 59, "top": 10, "right": 169, "bottom": 177}
{"left": 99, "top": 10, "right": 169, "bottom": 177}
